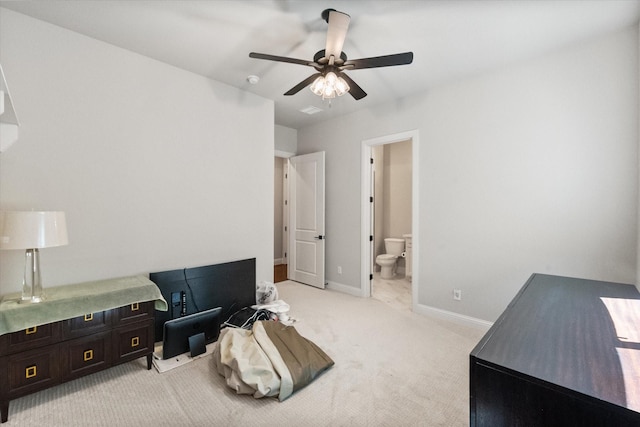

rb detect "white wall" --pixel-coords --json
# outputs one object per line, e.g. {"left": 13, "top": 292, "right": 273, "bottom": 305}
{"left": 382, "top": 140, "right": 412, "bottom": 242}
{"left": 0, "top": 9, "right": 274, "bottom": 293}
{"left": 637, "top": 21, "right": 640, "bottom": 293}
{"left": 298, "top": 26, "right": 639, "bottom": 322}
{"left": 275, "top": 124, "right": 297, "bottom": 155}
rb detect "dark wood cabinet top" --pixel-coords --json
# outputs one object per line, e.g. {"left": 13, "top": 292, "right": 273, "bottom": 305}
{"left": 471, "top": 273, "right": 640, "bottom": 413}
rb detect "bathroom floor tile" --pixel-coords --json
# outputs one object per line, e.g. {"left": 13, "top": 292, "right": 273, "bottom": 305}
{"left": 371, "top": 272, "right": 411, "bottom": 311}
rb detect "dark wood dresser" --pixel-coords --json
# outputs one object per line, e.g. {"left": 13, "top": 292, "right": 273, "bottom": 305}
{"left": 0, "top": 276, "right": 166, "bottom": 423}
{"left": 470, "top": 273, "right": 640, "bottom": 426}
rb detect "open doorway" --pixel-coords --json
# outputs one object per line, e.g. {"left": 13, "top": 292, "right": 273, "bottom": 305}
{"left": 371, "top": 140, "right": 412, "bottom": 310}
{"left": 361, "top": 130, "right": 419, "bottom": 311}
{"left": 274, "top": 156, "right": 289, "bottom": 283}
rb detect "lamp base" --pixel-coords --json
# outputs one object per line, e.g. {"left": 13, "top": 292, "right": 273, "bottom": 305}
{"left": 19, "top": 295, "right": 45, "bottom": 304}
{"left": 20, "top": 248, "right": 45, "bottom": 303}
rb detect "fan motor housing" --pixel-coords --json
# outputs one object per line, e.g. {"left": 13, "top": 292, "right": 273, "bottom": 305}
{"left": 314, "top": 50, "right": 348, "bottom": 65}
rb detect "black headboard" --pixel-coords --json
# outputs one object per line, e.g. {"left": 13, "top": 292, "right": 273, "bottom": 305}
{"left": 150, "top": 258, "right": 256, "bottom": 342}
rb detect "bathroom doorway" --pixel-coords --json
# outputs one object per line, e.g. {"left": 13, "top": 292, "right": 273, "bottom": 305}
{"left": 371, "top": 140, "right": 412, "bottom": 309}
{"left": 361, "top": 130, "right": 419, "bottom": 311}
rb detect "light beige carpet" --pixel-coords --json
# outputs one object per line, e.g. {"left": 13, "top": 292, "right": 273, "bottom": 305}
{"left": 4, "top": 281, "right": 486, "bottom": 426}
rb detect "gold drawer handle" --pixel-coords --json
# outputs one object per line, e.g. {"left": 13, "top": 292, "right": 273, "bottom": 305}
{"left": 25, "top": 365, "right": 37, "bottom": 379}
{"left": 84, "top": 349, "right": 94, "bottom": 362}
{"left": 25, "top": 326, "right": 37, "bottom": 335}
{"left": 131, "top": 303, "right": 139, "bottom": 311}
{"left": 131, "top": 336, "right": 139, "bottom": 347}
{"left": 84, "top": 313, "right": 94, "bottom": 322}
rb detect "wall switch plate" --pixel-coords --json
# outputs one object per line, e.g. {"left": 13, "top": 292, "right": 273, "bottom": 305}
{"left": 453, "top": 289, "right": 462, "bottom": 301}
{"left": 337, "top": 266, "right": 342, "bottom": 274}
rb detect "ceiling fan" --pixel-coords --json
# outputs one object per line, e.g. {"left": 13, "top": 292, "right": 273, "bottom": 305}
{"left": 249, "top": 8, "right": 413, "bottom": 101}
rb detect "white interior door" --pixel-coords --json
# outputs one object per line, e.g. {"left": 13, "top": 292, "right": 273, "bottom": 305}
{"left": 289, "top": 151, "right": 325, "bottom": 288}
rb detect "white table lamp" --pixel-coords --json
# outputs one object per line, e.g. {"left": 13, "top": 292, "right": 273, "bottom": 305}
{"left": 0, "top": 211, "right": 68, "bottom": 303}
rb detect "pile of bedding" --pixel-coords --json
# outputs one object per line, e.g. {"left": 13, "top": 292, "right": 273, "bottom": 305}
{"left": 213, "top": 321, "right": 334, "bottom": 401}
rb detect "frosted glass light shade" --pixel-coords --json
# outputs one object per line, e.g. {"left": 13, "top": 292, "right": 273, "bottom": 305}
{"left": 310, "top": 72, "right": 350, "bottom": 100}
{"left": 310, "top": 76, "right": 325, "bottom": 96}
{"left": 0, "top": 211, "right": 68, "bottom": 250}
{"left": 335, "top": 76, "right": 349, "bottom": 96}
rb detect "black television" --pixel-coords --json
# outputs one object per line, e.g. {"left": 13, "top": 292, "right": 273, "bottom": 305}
{"left": 162, "top": 307, "right": 222, "bottom": 360}
{"left": 150, "top": 258, "right": 256, "bottom": 342}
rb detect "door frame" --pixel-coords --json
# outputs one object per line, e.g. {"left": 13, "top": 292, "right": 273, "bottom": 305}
{"left": 360, "top": 130, "right": 419, "bottom": 310}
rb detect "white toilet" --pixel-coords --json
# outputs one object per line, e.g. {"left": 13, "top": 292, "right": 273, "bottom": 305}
{"left": 376, "top": 238, "right": 405, "bottom": 279}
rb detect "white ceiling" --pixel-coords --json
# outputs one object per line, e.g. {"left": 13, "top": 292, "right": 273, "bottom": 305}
{"left": 1, "top": 1, "right": 639, "bottom": 129}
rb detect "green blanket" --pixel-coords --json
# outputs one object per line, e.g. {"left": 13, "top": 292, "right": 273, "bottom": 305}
{"left": 0, "top": 275, "right": 167, "bottom": 335}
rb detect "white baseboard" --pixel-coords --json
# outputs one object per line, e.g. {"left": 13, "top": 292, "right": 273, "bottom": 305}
{"left": 413, "top": 303, "right": 493, "bottom": 331}
{"left": 274, "top": 258, "right": 284, "bottom": 265}
{"left": 325, "top": 280, "right": 493, "bottom": 330}
{"left": 326, "top": 280, "right": 362, "bottom": 297}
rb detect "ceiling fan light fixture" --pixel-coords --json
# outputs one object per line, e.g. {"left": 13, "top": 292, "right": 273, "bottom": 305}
{"left": 310, "top": 71, "right": 350, "bottom": 100}
{"left": 250, "top": 8, "right": 412, "bottom": 102}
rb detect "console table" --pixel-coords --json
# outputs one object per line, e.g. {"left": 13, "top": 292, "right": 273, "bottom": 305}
{"left": 470, "top": 274, "right": 640, "bottom": 426}
{"left": 0, "top": 276, "right": 167, "bottom": 423}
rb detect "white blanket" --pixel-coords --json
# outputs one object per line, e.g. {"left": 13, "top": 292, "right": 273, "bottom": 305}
{"left": 213, "top": 321, "right": 334, "bottom": 401}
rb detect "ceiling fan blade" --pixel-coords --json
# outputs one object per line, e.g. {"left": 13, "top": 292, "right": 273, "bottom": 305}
{"left": 284, "top": 73, "right": 322, "bottom": 96}
{"left": 249, "top": 52, "right": 316, "bottom": 67}
{"left": 324, "top": 10, "right": 350, "bottom": 61}
{"left": 343, "top": 52, "right": 414, "bottom": 70}
{"left": 339, "top": 73, "right": 367, "bottom": 100}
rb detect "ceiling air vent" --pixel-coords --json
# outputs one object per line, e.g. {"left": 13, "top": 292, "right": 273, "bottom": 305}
{"left": 299, "top": 105, "right": 323, "bottom": 115}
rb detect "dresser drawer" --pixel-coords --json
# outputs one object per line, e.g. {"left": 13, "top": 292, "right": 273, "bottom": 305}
{"left": 3, "top": 345, "right": 62, "bottom": 399}
{"left": 113, "top": 320, "right": 154, "bottom": 365}
{"left": 62, "top": 332, "right": 112, "bottom": 381}
{"left": 63, "top": 311, "right": 112, "bottom": 339}
{"left": 0, "top": 322, "right": 62, "bottom": 356}
{"left": 115, "top": 301, "right": 153, "bottom": 325}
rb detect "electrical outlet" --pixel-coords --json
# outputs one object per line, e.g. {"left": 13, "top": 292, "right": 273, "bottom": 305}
{"left": 337, "top": 266, "right": 342, "bottom": 274}
{"left": 453, "top": 289, "right": 462, "bottom": 301}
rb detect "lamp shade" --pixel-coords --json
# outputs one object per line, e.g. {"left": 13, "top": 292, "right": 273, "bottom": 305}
{"left": 0, "top": 211, "right": 68, "bottom": 250}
